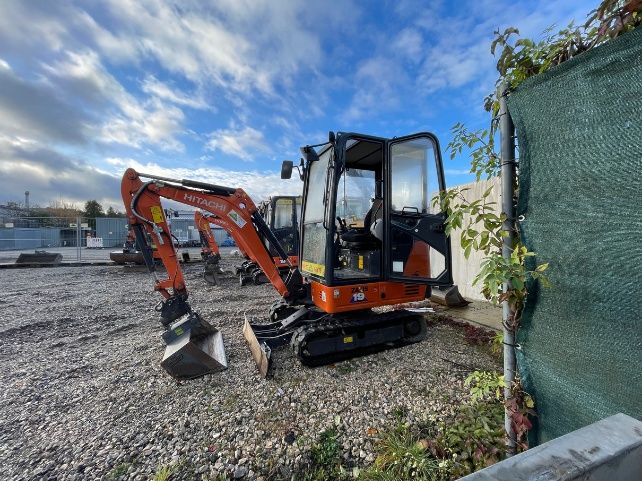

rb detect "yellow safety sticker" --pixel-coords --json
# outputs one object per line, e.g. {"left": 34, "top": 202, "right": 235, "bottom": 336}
{"left": 358, "top": 255, "right": 364, "bottom": 270}
{"left": 343, "top": 336, "right": 354, "bottom": 344}
{"left": 302, "top": 260, "right": 325, "bottom": 276}
{"left": 150, "top": 206, "right": 164, "bottom": 224}
{"left": 175, "top": 327, "right": 184, "bottom": 336}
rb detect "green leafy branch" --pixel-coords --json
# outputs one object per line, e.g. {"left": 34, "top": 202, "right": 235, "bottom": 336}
{"left": 447, "top": 123, "right": 500, "bottom": 180}
{"left": 486, "top": 0, "right": 641, "bottom": 119}
{"left": 441, "top": 0, "right": 641, "bottom": 313}
{"left": 434, "top": 181, "right": 549, "bottom": 319}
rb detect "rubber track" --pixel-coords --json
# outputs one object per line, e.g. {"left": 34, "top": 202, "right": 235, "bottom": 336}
{"left": 291, "top": 310, "right": 427, "bottom": 366}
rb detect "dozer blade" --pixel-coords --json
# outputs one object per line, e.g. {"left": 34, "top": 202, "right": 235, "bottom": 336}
{"left": 430, "top": 284, "right": 470, "bottom": 307}
{"left": 243, "top": 307, "right": 310, "bottom": 377}
{"left": 161, "top": 313, "right": 227, "bottom": 379}
{"left": 243, "top": 315, "right": 271, "bottom": 378}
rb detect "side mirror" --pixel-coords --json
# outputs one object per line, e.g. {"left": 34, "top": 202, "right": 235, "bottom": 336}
{"left": 281, "top": 160, "right": 293, "bottom": 179}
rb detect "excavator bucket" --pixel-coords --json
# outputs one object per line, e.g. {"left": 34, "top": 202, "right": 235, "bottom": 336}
{"left": 430, "top": 285, "right": 470, "bottom": 307}
{"left": 202, "top": 258, "right": 223, "bottom": 286}
{"left": 203, "top": 265, "right": 220, "bottom": 286}
{"left": 160, "top": 313, "right": 227, "bottom": 379}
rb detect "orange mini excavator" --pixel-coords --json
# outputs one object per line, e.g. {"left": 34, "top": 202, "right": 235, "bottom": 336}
{"left": 237, "top": 195, "right": 301, "bottom": 286}
{"left": 109, "top": 225, "right": 162, "bottom": 265}
{"left": 121, "top": 131, "right": 462, "bottom": 379}
{"left": 193, "top": 210, "right": 226, "bottom": 285}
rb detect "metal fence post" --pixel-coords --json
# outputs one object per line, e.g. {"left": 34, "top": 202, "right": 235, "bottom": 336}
{"left": 499, "top": 84, "right": 517, "bottom": 456}
{"left": 76, "top": 215, "right": 81, "bottom": 262}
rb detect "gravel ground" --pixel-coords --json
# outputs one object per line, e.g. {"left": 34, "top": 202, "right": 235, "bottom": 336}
{"left": 0, "top": 258, "right": 500, "bottom": 480}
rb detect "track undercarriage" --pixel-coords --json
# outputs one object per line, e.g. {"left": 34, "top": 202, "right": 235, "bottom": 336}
{"left": 243, "top": 299, "right": 428, "bottom": 376}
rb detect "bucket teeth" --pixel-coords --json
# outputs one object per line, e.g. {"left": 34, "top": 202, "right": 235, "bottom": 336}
{"left": 243, "top": 315, "right": 271, "bottom": 378}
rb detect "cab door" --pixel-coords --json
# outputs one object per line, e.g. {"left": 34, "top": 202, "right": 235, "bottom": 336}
{"left": 385, "top": 133, "right": 453, "bottom": 285}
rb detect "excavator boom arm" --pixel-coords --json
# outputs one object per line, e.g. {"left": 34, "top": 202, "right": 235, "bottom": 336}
{"left": 194, "top": 211, "right": 220, "bottom": 257}
{"left": 121, "top": 168, "right": 293, "bottom": 301}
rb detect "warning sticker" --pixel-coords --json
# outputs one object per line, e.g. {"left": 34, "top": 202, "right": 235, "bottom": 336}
{"left": 227, "top": 210, "right": 247, "bottom": 228}
{"left": 150, "top": 206, "right": 164, "bottom": 224}
{"left": 302, "top": 260, "right": 325, "bottom": 276}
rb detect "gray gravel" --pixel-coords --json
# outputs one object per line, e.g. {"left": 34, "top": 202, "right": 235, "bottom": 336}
{"left": 0, "top": 259, "right": 499, "bottom": 480}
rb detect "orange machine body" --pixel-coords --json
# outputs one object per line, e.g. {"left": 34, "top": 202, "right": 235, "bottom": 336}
{"left": 309, "top": 281, "right": 427, "bottom": 314}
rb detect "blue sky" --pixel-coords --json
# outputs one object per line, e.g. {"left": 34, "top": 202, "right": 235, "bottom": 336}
{"left": 0, "top": 0, "right": 594, "bottom": 209}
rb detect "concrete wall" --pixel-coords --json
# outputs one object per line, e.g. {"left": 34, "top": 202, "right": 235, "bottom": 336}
{"left": 449, "top": 177, "right": 501, "bottom": 302}
{"left": 460, "top": 413, "right": 642, "bottom": 481}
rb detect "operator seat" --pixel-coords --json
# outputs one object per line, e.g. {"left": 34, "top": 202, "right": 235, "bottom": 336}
{"left": 340, "top": 198, "right": 383, "bottom": 250}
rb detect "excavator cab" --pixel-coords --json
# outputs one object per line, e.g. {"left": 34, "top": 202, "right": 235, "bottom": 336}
{"left": 261, "top": 196, "right": 301, "bottom": 267}
{"left": 289, "top": 132, "right": 453, "bottom": 313}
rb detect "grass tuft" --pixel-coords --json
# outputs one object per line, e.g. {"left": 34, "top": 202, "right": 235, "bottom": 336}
{"left": 152, "top": 464, "right": 176, "bottom": 481}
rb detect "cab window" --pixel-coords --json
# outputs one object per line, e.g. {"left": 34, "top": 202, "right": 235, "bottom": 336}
{"left": 300, "top": 149, "right": 331, "bottom": 277}
{"left": 390, "top": 137, "right": 440, "bottom": 214}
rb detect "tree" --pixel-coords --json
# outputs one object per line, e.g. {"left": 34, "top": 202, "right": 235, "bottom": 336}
{"left": 106, "top": 206, "right": 126, "bottom": 217}
{"left": 83, "top": 200, "right": 105, "bottom": 219}
{"left": 45, "top": 200, "right": 81, "bottom": 219}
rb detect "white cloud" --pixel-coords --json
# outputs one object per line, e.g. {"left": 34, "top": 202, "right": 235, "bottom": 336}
{"left": 418, "top": 42, "right": 489, "bottom": 93}
{"left": 343, "top": 0, "right": 593, "bottom": 122}
{"left": 0, "top": 136, "right": 122, "bottom": 208}
{"left": 141, "top": 76, "right": 209, "bottom": 110}
{"left": 0, "top": 58, "right": 10, "bottom": 70}
{"left": 89, "top": 0, "right": 325, "bottom": 96}
{"left": 101, "top": 99, "right": 185, "bottom": 151}
{"left": 44, "top": 51, "right": 186, "bottom": 151}
{"left": 207, "top": 125, "right": 269, "bottom": 162}
{"left": 344, "top": 57, "right": 405, "bottom": 122}
{"left": 393, "top": 28, "right": 424, "bottom": 59}
{"left": 0, "top": 64, "right": 92, "bottom": 144}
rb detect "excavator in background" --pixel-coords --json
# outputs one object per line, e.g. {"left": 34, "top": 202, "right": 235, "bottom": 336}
{"left": 237, "top": 195, "right": 301, "bottom": 286}
{"left": 109, "top": 226, "right": 162, "bottom": 265}
{"left": 194, "top": 210, "right": 225, "bottom": 285}
{"left": 121, "top": 130, "right": 466, "bottom": 379}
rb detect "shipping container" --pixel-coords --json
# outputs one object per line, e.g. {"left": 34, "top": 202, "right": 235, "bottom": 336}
{"left": 96, "top": 218, "right": 130, "bottom": 248}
